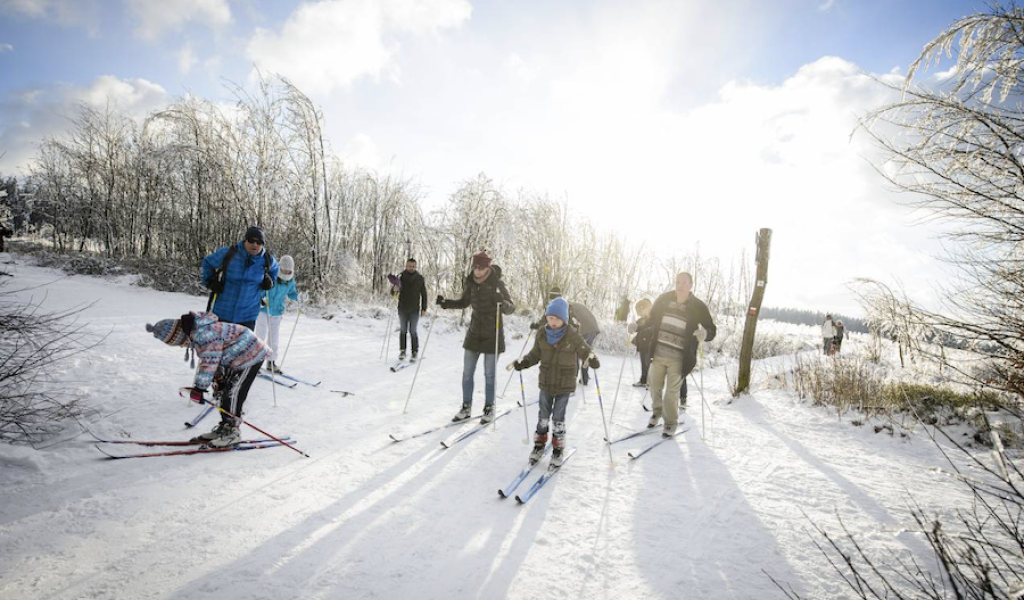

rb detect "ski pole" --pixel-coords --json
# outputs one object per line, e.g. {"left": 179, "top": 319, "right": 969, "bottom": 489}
{"left": 694, "top": 342, "right": 711, "bottom": 441}
{"left": 499, "top": 330, "right": 533, "bottom": 398}
{"left": 491, "top": 302, "right": 501, "bottom": 428}
{"left": 277, "top": 294, "right": 303, "bottom": 373}
{"left": 181, "top": 388, "right": 309, "bottom": 457}
{"left": 519, "top": 371, "right": 530, "bottom": 444}
{"left": 593, "top": 371, "right": 615, "bottom": 466}
{"left": 402, "top": 311, "right": 438, "bottom": 414}
{"left": 607, "top": 326, "right": 631, "bottom": 425}
{"left": 381, "top": 307, "right": 394, "bottom": 361}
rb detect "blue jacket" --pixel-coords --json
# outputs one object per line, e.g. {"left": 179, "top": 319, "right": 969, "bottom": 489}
{"left": 261, "top": 278, "right": 298, "bottom": 317}
{"left": 202, "top": 242, "right": 279, "bottom": 324}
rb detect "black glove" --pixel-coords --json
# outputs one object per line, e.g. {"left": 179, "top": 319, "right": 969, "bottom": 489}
{"left": 260, "top": 273, "right": 275, "bottom": 290}
{"left": 529, "top": 320, "right": 541, "bottom": 330}
{"left": 587, "top": 354, "right": 600, "bottom": 369}
{"left": 436, "top": 295, "right": 445, "bottom": 306}
{"left": 206, "top": 275, "right": 225, "bottom": 294}
{"left": 514, "top": 360, "right": 525, "bottom": 371}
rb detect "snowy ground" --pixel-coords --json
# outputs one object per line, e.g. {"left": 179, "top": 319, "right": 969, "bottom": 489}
{"left": 0, "top": 255, "right": 985, "bottom": 600}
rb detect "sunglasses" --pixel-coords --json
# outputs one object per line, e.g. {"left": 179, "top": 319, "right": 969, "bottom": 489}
{"left": 246, "top": 238, "right": 264, "bottom": 246}
{"left": 473, "top": 265, "right": 488, "bottom": 271}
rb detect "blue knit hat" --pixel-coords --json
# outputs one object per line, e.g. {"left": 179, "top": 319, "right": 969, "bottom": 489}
{"left": 546, "top": 297, "right": 569, "bottom": 323}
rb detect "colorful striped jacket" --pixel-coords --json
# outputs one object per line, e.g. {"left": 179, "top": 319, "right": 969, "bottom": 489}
{"left": 190, "top": 312, "right": 269, "bottom": 391}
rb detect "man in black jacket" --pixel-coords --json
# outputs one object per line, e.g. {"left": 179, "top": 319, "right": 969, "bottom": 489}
{"left": 393, "top": 258, "right": 428, "bottom": 360}
{"left": 641, "top": 271, "right": 716, "bottom": 437}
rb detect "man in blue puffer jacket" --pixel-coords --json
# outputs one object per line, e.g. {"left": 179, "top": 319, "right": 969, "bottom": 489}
{"left": 202, "top": 226, "right": 279, "bottom": 330}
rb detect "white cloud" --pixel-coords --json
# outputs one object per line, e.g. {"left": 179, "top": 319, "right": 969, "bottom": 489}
{"left": 246, "top": 0, "right": 472, "bottom": 95}
{"left": 0, "top": 0, "right": 100, "bottom": 33}
{"left": 340, "top": 133, "right": 383, "bottom": 171}
{"left": 819, "top": 0, "right": 838, "bottom": 11}
{"left": 0, "top": 76, "right": 170, "bottom": 177}
{"left": 178, "top": 42, "right": 197, "bottom": 74}
{"left": 0, "top": 43, "right": 12, "bottom": 52}
{"left": 122, "top": 0, "right": 231, "bottom": 40}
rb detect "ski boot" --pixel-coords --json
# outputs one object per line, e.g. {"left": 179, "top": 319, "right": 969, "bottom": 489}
{"left": 646, "top": 413, "right": 662, "bottom": 429}
{"left": 208, "top": 423, "right": 241, "bottom": 448}
{"left": 480, "top": 405, "right": 495, "bottom": 424}
{"left": 529, "top": 433, "right": 548, "bottom": 465}
{"left": 451, "top": 403, "right": 471, "bottom": 422}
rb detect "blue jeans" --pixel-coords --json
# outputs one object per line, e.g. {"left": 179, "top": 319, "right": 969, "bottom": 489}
{"left": 462, "top": 350, "right": 496, "bottom": 408}
{"left": 536, "top": 390, "right": 570, "bottom": 437}
{"left": 398, "top": 310, "right": 420, "bottom": 353}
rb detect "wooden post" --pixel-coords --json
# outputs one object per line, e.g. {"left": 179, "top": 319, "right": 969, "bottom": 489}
{"left": 735, "top": 228, "right": 772, "bottom": 396}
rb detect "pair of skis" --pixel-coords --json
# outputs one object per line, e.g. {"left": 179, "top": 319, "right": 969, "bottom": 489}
{"left": 389, "top": 357, "right": 419, "bottom": 372}
{"left": 389, "top": 404, "right": 514, "bottom": 445}
{"left": 605, "top": 425, "right": 690, "bottom": 459}
{"left": 92, "top": 435, "right": 294, "bottom": 459}
{"left": 499, "top": 447, "right": 578, "bottom": 504}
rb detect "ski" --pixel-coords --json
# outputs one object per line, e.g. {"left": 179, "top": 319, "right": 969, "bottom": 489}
{"left": 257, "top": 372, "right": 298, "bottom": 388}
{"left": 389, "top": 415, "right": 483, "bottom": 442}
{"left": 273, "top": 371, "right": 321, "bottom": 387}
{"left": 604, "top": 427, "right": 659, "bottom": 445}
{"left": 91, "top": 435, "right": 291, "bottom": 447}
{"left": 515, "top": 447, "right": 578, "bottom": 504}
{"left": 498, "top": 446, "right": 551, "bottom": 498}
{"left": 440, "top": 408, "right": 514, "bottom": 449}
{"left": 516, "top": 398, "right": 540, "bottom": 408}
{"left": 95, "top": 440, "right": 293, "bottom": 459}
{"left": 329, "top": 390, "right": 355, "bottom": 397}
{"left": 390, "top": 357, "right": 420, "bottom": 372}
{"left": 628, "top": 428, "right": 690, "bottom": 460}
{"left": 184, "top": 405, "right": 214, "bottom": 428}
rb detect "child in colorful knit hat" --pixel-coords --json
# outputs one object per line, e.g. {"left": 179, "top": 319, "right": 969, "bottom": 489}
{"left": 146, "top": 311, "right": 269, "bottom": 447}
{"left": 509, "top": 297, "right": 599, "bottom": 467}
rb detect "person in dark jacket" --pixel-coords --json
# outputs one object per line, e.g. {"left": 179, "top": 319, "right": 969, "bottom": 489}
{"left": 201, "top": 226, "right": 279, "bottom": 330}
{"left": 641, "top": 272, "right": 716, "bottom": 437}
{"left": 437, "top": 250, "right": 515, "bottom": 424}
{"left": 630, "top": 297, "right": 654, "bottom": 387}
{"left": 833, "top": 319, "right": 845, "bottom": 354}
{"left": 392, "top": 258, "right": 428, "bottom": 360}
{"left": 0, "top": 224, "right": 12, "bottom": 252}
{"left": 511, "top": 297, "right": 597, "bottom": 467}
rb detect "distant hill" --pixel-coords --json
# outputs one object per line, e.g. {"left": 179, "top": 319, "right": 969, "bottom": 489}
{"left": 758, "top": 306, "right": 868, "bottom": 333}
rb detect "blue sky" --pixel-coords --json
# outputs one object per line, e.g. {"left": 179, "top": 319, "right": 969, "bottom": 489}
{"left": 0, "top": 0, "right": 984, "bottom": 314}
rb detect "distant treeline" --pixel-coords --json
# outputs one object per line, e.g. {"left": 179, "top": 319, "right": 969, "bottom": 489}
{"left": 759, "top": 307, "right": 869, "bottom": 333}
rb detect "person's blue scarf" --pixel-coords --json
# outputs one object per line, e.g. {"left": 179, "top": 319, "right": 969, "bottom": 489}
{"left": 545, "top": 324, "right": 567, "bottom": 345}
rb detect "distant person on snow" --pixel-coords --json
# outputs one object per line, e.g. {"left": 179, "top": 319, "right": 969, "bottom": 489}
{"left": 202, "top": 225, "right": 279, "bottom": 331}
{"left": 510, "top": 297, "right": 598, "bottom": 467}
{"left": 147, "top": 312, "right": 269, "bottom": 448}
{"left": 614, "top": 296, "right": 631, "bottom": 323}
{"left": 0, "top": 224, "right": 12, "bottom": 252}
{"left": 437, "top": 250, "right": 515, "bottom": 425}
{"left": 630, "top": 297, "right": 654, "bottom": 387}
{"left": 640, "top": 272, "right": 716, "bottom": 436}
{"left": 392, "top": 257, "right": 428, "bottom": 362}
{"left": 256, "top": 254, "right": 300, "bottom": 373}
{"left": 821, "top": 314, "right": 836, "bottom": 356}
{"left": 833, "top": 319, "right": 845, "bottom": 354}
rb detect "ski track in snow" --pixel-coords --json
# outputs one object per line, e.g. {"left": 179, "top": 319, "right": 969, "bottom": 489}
{"left": 0, "top": 256, "right": 985, "bottom": 599}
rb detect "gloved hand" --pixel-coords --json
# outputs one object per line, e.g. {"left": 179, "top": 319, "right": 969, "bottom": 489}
{"left": 587, "top": 354, "right": 600, "bottom": 369}
{"left": 436, "top": 295, "right": 445, "bottom": 306}
{"left": 188, "top": 388, "right": 206, "bottom": 404}
{"left": 299, "top": 291, "right": 310, "bottom": 304}
{"left": 694, "top": 328, "right": 707, "bottom": 343}
{"left": 529, "top": 320, "right": 541, "bottom": 331}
